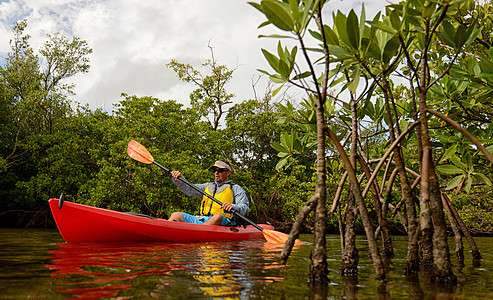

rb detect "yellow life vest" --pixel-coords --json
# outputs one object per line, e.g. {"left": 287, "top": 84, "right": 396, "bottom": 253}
{"left": 200, "top": 183, "right": 234, "bottom": 219}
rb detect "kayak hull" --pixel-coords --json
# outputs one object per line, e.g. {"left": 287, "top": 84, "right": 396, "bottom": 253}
{"left": 48, "top": 199, "right": 273, "bottom": 243}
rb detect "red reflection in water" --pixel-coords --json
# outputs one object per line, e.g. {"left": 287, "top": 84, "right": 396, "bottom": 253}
{"left": 45, "top": 240, "right": 293, "bottom": 299}
{"left": 57, "top": 284, "right": 131, "bottom": 299}
{"left": 45, "top": 242, "right": 196, "bottom": 299}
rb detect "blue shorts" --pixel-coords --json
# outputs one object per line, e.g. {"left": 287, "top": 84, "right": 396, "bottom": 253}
{"left": 180, "top": 212, "right": 235, "bottom": 226}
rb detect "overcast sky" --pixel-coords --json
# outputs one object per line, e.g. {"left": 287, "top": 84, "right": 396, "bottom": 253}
{"left": 0, "top": 0, "right": 385, "bottom": 112}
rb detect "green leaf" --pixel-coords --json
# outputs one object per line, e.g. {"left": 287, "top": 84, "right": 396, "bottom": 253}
{"left": 440, "top": 144, "right": 457, "bottom": 163}
{"left": 328, "top": 45, "right": 352, "bottom": 59}
{"left": 346, "top": 10, "right": 360, "bottom": 49}
{"left": 292, "top": 71, "right": 312, "bottom": 80}
{"left": 468, "top": 56, "right": 481, "bottom": 76}
{"left": 258, "top": 34, "right": 296, "bottom": 39}
{"left": 473, "top": 172, "right": 492, "bottom": 186}
{"left": 323, "top": 25, "right": 340, "bottom": 46}
{"left": 382, "top": 36, "right": 400, "bottom": 64}
{"left": 275, "top": 156, "right": 289, "bottom": 170}
{"left": 445, "top": 175, "right": 464, "bottom": 190}
{"left": 439, "top": 20, "right": 456, "bottom": 48}
{"left": 277, "top": 41, "right": 286, "bottom": 62}
{"left": 248, "top": 2, "right": 262, "bottom": 11}
{"left": 300, "top": 0, "right": 317, "bottom": 30}
{"left": 278, "top": 59, "right": 290, "bottom": 78}
{"left": 272, "top": 84, "right": 284, "bottom": 96}
{"left": 289, "top": 0, "right": 299, "bottom": 22}
{"left": 261, "top": 48, "right": 279, "bottom": 72}
{"left": 256, "top": 69, "right": 271, "bottom": 76}
{"left": 278, "top": 152, "right": 290, "bottom": 158}
{"left": 399, "top": 118, "right": 409, "bottom": 132}
{"left": 486, "top": 144, "right": 493, "bottom": 153}
{"left": 270, "top": 74, "right": 287, "bottom": 83}
{"left": 257, "top": 20, "right": 272, "bottom": 29}
{"left": 463, "top": 23, "right": 481, "bottom": 48}
{"left": 309, "top": 28, "right": 322, "bottom": 41}
{"left": 455, "top": 24, "right": 467, "bottom": 50}
{"left": 359, "top": 4, "right": 366, "bottom": 40}
{"left": 290, "top": 46, "right": 298, "bottom": 63}
{"left": 335, "top": 11, "right": 352, "bottom": 49}
{"left": 450, "top": 156, "right": 468, "bottom": 170}
{"left": 389, "top": 10, "right": 401, "bottom": 30}
{"left": 436, "top": 164, "right": 463, "bottom": 174}
{"left": 422, "top": 2, "right": 436, "bottom": 19}
{"left": 367, "top": 21, "right": 398, "bottom": 35}
{"left": 260, "top": 0, "right": 295, "bottom": 32}
{"left": 271, "top": 142, "right": 287, "bottom": 153}
{"left": 465, "top": 174, "right": 472, "bottom": 193}
{"left": 347, "top": 67, "right": 360, "bottom": 93}
{"left": 479, "top": 59, "right": 493, "bottom": 74}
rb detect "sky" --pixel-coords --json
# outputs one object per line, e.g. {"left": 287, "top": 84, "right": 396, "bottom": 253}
{"left": 0, "top": 0, "right": 384, "bottom": 112}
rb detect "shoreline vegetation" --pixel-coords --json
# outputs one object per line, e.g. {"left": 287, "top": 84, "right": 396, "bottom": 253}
{"left": 1, "top": 187, "right": 492, "bottom": 237}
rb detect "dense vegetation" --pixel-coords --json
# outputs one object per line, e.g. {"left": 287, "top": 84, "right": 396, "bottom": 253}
{"left": 250, "top": 0, "right": 493, "bottom": 284}
{"left": 0, "top": 20, "right": 314, "bottom": 230}
{"left": 0, "top": 3, "right": 492, "bottom": 233}
{"left": 1, "top": 0, "right": 493, "bottom": 286}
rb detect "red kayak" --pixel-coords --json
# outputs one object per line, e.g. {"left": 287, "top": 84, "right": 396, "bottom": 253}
{"left": 48, "top": 199, "right": 274, "bottom": 243}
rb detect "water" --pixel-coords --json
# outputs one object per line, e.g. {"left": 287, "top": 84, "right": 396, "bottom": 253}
{"left": 1, "top": 228, "right": 493, "bottom": 299}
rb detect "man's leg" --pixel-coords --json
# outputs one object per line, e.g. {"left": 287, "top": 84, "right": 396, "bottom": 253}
{"left": 168, "top": 212, "right": 184, "bottom": 222}
{"left": 203, "top": 214, "right": 223, "bottom": 225}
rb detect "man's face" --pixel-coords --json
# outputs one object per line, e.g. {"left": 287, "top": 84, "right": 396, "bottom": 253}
{"left": 213, "top": 168, "right": 231, "bottom": 184}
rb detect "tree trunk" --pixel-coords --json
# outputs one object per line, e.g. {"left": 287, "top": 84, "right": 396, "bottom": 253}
{"left": 381, "top": 72, "right": 419, "bottom": 271}
{"left": 281, "top": 193, "right": 318, "bottom": 263}
{"left": 405, "top": 55, "right": 428, "bottom": 274}
{"left": 307, "top": 11, "right": 331, "bottom": 284}
{"left": 309, "top": 95, "right": 328, "bottom": 283}
{"left": 340, "top": 191, "right": 359, "bottom": 275}
{"left": 418, "top": 147, "right": 434, "bottom": 270}
{"left": 359, "top": 156, "right": 393, "bottom": 258}
{"left": 418, "top": 75, "right": 456, "bottom": 283}
{"left": 326, "top": 128, "right": 386, "bottom": 280}
{"left": 340, "top": 98, "right": 361, "bottom": 275}
{"left": 415, "top": 30, "right": 435, "bottom": 269}
{"left": 442, "top": 193, "right": 481, "bottom": 259}
{"left": 429, "top": 161, "right": 456, "bottom": 283}
{"left": 441, "top": 193, "right": 464, "bottom": 260}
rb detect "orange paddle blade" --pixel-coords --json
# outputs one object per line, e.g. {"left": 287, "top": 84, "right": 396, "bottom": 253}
{"left": 127, "top": 140, "right": 154, "bottom": 164}
{"left": 262, "top": 229, "right": 304, "bottom": 245}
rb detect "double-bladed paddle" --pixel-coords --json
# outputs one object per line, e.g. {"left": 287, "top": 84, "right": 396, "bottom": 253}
{"left": 127, "top": 140, "right": 303, "bottom": 245}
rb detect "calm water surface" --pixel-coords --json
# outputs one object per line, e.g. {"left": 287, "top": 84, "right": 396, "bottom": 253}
{"left": 1, "top": 228, "right": 493, "bottom": 299}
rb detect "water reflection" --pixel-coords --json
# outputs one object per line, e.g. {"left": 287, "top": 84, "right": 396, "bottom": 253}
{"left": 4, "top": 230, "right": 492, "bottom": 299}
{"left": 341, "top": 275, "right": 358, "bottom": 300}
{"left": 193, "top": 244, "right": 242, "bottom": 298}
{"left": 45, "top": 240, "right": 291, "bottom": 299}
{"left": 46, "top": 243, "right": 187, "bottom": 298}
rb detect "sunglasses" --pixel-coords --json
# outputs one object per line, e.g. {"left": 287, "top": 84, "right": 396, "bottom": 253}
{"left": 213, "top": 168, "right": 228, "bottom": 173}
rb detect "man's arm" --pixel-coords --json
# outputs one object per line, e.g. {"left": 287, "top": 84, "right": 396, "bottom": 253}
{"left": 171, "top": 173, "right": 208, "bottom": 199}
{"left": 231, "top": 185, "right": 249, "bottom": 216}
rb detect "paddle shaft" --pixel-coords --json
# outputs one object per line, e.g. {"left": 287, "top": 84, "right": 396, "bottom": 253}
{"left": 152, "top": 161, "right": 264, "bottom": 231}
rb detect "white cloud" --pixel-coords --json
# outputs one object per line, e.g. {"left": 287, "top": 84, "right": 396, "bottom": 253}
{"left": 0, "top": 0, "right": 386, "bottom": 112}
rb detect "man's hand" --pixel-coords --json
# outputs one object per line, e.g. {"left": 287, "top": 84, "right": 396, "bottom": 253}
{"left": 171, "top": 171, "right": 182, "bottom": 180}
{"left": 221, "top": 202, "right": 234, "bottom": 212}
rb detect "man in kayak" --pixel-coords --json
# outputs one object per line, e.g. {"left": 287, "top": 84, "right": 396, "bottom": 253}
{"left": 168, "top": 160, "right": 249, "bottom": 226}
